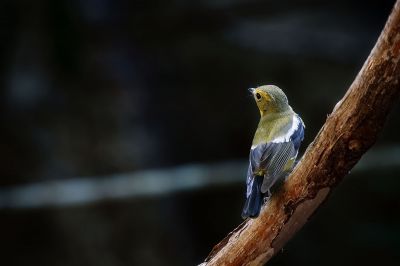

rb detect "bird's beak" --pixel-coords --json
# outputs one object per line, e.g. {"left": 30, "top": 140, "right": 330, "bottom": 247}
{"left": 248, "top": 88, "right": 255, "bottom": 94}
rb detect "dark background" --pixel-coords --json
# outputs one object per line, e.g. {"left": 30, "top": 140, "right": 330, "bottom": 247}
{"left": 1, "top": 0, "right": 399, "bottom": 265}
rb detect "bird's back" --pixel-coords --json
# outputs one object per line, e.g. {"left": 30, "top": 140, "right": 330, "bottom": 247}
{"left": 252, "top": 110, "right": 295, "bottom": 145}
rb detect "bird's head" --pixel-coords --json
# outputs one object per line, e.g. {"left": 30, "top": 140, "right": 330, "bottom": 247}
{"left": 249, "top": 85, "right": 290, "bottom": 116}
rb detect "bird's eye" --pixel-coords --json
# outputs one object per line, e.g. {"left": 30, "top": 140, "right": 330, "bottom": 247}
{"left": 256, "top": 93, "right": 261, "bottom": 100}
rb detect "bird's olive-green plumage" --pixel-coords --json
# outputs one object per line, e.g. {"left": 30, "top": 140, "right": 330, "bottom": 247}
{"left": 243, "top": 84, "right": 305, "bottom": 218}
{"left": 252, "top": 113, "right": 293, "bottom": 145}
{"left": 251, "top": 85, "right": 295, "bottom": 145}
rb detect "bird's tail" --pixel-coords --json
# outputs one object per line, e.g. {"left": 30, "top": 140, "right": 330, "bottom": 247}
{"left": 242, "top": 175, "right": 264, "bottom": 219}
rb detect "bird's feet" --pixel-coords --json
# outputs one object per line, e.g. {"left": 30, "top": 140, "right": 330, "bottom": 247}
{"left": 263, "top": 190, "right": 271, "bottom": 203}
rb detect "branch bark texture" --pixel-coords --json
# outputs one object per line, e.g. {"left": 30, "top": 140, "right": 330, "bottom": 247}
{"left": 202, "top": 1, "right": 400, "bottom": 265}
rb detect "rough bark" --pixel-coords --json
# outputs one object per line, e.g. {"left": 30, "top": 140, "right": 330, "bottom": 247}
{"left": 201, "top": 1, "right": 400, "bottom": 265}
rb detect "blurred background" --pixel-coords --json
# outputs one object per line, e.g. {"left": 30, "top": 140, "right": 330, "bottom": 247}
{"left": 1, "top": 0, "right": 400, "bottom": 265}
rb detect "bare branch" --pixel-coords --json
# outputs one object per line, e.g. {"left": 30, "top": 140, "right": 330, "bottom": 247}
{"left": 202, "top": 1, "right": 400, "bottom": 265}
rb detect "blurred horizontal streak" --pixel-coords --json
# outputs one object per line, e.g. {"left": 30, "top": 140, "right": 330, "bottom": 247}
{"left": 0, "top": 161, "right": 247, "bottom": 209}
{"left": 0, "top": 146, "right": 399, "bottom": 209}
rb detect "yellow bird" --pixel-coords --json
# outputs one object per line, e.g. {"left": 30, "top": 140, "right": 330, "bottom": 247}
{"left": 242, "top": 85, "right": 305, "bottom": 218}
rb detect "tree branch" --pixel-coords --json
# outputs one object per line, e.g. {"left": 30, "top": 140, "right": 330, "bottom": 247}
{"left": 201, "top": 1, "right": 400, "bottom": 265}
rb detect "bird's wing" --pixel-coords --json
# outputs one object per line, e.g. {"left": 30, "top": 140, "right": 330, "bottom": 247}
{"left": 260, "top": 141, "right": 296, "bottom": 193}
{"left": 260, "top": 117, "right": 305, "bottom": 193}
{"left": 291, "top": 114, "right": 305, "bottom": 151}
{"left": 245, "top": 142, "right": 272, "bottom": 197}
{"left": 247, "top": 141, "right": 295, "bottom": 195}
{"left": 246, "top": 115, "right": 305, "bottom": 196}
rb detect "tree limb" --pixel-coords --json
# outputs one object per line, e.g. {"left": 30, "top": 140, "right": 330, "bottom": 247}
{"left": 201, "top": 1, "right": 400, "bottom": 265}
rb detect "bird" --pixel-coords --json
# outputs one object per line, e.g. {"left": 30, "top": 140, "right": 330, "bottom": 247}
{"left": 242, "top": 85, "right": 305, "bottom": 219}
